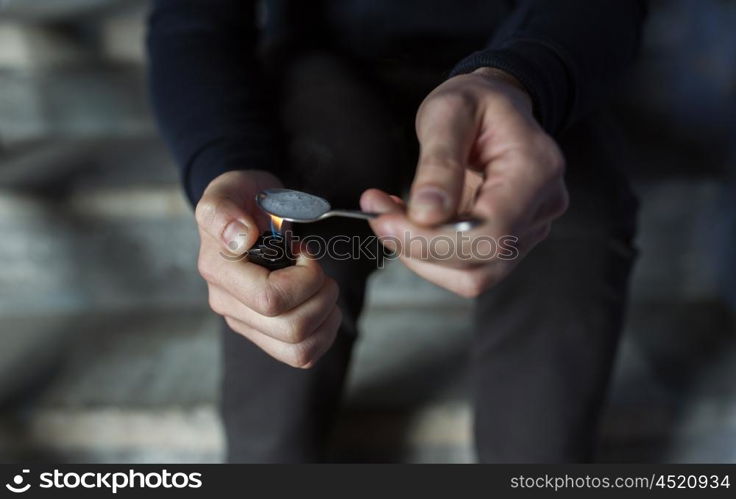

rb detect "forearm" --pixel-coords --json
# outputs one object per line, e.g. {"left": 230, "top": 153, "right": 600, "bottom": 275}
{"left": 147, "top": 0, "right": 281, "bottom": 205}
{"left": 451, "top": 0, "right": 647, "bottom": 135}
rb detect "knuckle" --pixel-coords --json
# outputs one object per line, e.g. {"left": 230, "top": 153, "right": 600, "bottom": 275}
{"left": 536, "top": 136, "right": 566, "bottom": 175}
{"left": 523, "top": 133, "right": 565, "bottom": 178}
{"left": 197, "top": 254, "right": 214, "bottom": 282}
{"left": 255, "top": 287, "right": 286, "bottom": 317}
{"left": 421, "top": 90, "right": 476, "bottom": 120}
{"left": 194, "top": 198, "right": 217, "bottom": 228}
{"left": 207, "top": 293, "right": 223, "bottom": 316}
{"left": 224, "top": 316, "right": 243, "bottom": 334}
{"left": 547, "top": 148, "right": 566, "bottom": 175}
{"left": 288, "top": 344, "right": 314, "bottom": 369}
{"left": 436, "top": 89, "right": 477, "bottom": 112}
{"left": 553, "top": 187, "right": 570, "bottom": 217}
{"left": 284, "top": 317, "right": 310, "bottom": 344}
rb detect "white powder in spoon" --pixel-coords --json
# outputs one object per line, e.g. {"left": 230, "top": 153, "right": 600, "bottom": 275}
{"left": 258, "top": 189, "right": 332, "bottom": 221}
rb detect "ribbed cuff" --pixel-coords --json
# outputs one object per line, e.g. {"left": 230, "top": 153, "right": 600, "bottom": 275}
{"left": 449, "top": 40, "right": 573, "bottom": 135}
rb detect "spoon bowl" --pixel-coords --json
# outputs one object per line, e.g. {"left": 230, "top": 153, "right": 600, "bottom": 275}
{"left": 256, "top": 189, "right": 334, "bottom": 223}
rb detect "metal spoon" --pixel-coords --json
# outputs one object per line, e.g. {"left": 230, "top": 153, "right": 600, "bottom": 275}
{"left": 256, "top": 188, "right": 481, "bottom": 232}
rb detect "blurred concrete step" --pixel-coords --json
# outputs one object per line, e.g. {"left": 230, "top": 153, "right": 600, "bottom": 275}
{"left": 0, "top": 65, "right": 152, "bottom": 143}
{"left": 0, "top": 302, "right": 474, "bottom": 463}
{"left": 0, "top": 308, "right": 223, "bottom": 463}
{"left": 0, "top": 184, "right": 202, "bottom": 315}
{"left": 0, "top": 3, "right": 147, "bottom": 70}
{"left": 0, "top": 23, "right": 86, "bottom": 69}
{"left": 0, "top": 0, "right": 143, "bottom": 23}
{"left": 0, "top": 136, "right": 176, "bottom": 189}
{"left": 0, "top": 310, "right": 221, "bottom": 462}
{"left": 0, "top": 3, "right": 149, "bottom": 143}
{"left": 0, "top": 136, "right": 201, "bottom": 316}
{"left": 97, "top": 4, "right": 147, "bottom": 64}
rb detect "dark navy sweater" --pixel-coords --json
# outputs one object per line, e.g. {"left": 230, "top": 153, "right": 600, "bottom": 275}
{"left": 146, "top": 0, "right": 647, "bottom": 205}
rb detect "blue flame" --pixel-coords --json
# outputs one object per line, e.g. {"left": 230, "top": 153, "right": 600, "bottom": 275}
{"left": 269, "top": 217, "right": 283, "bottom": 238}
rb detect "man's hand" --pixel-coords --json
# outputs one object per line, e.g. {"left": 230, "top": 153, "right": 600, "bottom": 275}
{"left": 196, "top": 170, "right": 341, "bottom": 368}
{"left": 361, "top": 68, "right": 568, "bottom": 297}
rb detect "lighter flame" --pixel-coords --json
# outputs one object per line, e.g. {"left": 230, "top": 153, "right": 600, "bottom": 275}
{"left": 270, "top": 215, "right": 284, "bottom": 234}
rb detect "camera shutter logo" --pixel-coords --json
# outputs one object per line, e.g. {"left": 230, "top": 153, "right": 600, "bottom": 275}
{"left": 5, "top": 469, "right": 31, "bottom": 494}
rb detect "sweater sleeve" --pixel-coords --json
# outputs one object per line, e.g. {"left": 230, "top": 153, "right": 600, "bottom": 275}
{"left": 450, "top": 0, "right": 647, "bottom": 135}
{"left": 146, "top": 0, "right": 281, "bottom": 206}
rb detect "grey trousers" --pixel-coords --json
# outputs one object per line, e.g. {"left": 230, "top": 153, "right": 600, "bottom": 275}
{"left": 220, "top": 52, "right": 639, "bottom": 463}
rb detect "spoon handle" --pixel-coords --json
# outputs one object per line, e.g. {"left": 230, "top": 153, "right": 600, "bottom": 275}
{"left": 323, "top": 209, "right": 379, "bottom": 221}
{"left": 324, "top": 210, "right": 482, "bottom": 232}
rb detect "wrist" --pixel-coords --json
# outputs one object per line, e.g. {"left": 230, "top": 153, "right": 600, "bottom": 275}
{"left": 471, "top": 67, "right": 533, "bottom": 114}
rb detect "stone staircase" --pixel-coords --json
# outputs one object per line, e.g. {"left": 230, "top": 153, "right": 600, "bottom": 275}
{"left": 0, "top": 0, "right": 735, "bottom": 463}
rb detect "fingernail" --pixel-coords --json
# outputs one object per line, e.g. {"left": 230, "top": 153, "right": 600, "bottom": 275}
{"left": 373, "top": 198, "right": 397, "bottom": 214}
{"left": 223, "top": 221, "right": 248, "bottom": 253}
{"left": 410, "top": 188, "right": 448, "bottom": 219}
{"left": 361, "top": 197, "right": 376, "bottom": 213}
{"left": 363, "top": 194, "right": 393, "bottom": 214}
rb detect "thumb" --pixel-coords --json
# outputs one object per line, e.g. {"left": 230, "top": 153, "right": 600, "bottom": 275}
{"left": 195, "top": 183, "right": 260, "bottom": 256}
{"left": 409, "top": 93, "right": 478, "bottom": 225}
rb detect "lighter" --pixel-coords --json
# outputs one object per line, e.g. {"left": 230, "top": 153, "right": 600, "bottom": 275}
{"left": 246, "top": 217, "right": 296, "bottom": 271}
